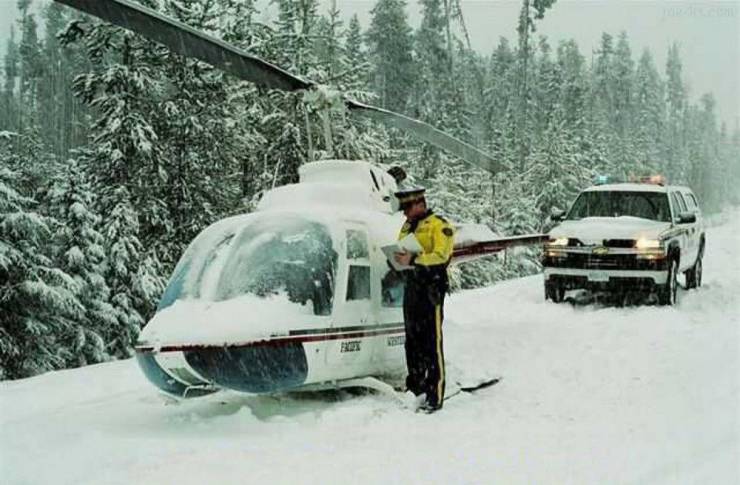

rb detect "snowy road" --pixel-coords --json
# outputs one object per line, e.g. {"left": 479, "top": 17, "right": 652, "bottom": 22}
{"left": 2, "top": 212, "right": 738, "bottom": 484}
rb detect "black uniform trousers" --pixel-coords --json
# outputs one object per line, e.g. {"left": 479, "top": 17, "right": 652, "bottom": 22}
{"left": 402, "top": 273, "right": 446, "bottom": 409}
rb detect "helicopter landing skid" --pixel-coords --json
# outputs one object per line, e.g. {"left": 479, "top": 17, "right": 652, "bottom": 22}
{"left": 336, "top": 376, "right": 400, "bottom": 394}
{"left": 334, "top": 377, "right": 412, "bottom": 405}
{"left": 340, "top": 375, "right": 502, "bottom": 409}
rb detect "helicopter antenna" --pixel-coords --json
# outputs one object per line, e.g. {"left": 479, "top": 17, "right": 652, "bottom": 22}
{"left": 321, "top": 110, "right": 334, "bottom": 158}
{"left": 304, "top": 110, "right": 315, "bottom": 162}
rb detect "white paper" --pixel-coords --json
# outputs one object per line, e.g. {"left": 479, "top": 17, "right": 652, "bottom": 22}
{"left": 382, "top": 234, "right": 423, "bottom": 271}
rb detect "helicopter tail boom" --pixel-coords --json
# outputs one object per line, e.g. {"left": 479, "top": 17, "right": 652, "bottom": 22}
{"left": 452, "top": 234, "right": 548, "bottom": 264}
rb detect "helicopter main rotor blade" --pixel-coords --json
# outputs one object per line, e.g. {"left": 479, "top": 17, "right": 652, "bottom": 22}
{"left": 54, "top": 0, "right": 312, "bottom": 92}
{"left": 346, "top": 100, "right": 508, "bottom": 175}
{"left": 55, "top": 0, "right": 505, "bottom": 174}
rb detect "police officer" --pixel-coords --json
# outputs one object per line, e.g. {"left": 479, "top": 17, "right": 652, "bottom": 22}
{"left": 394, "top": 187, "right": 454, "bottom": 412}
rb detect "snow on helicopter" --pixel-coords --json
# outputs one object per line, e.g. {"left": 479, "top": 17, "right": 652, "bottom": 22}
{"left": 54, "top": 0, "right": 547, "bottom": 399}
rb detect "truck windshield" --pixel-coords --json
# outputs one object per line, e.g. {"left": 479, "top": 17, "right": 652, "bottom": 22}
{"left": 568, "top": 191, "right": 671, "bottom": 222}
{"left": 157, "top": 215, "right": 337, "bottom": 316}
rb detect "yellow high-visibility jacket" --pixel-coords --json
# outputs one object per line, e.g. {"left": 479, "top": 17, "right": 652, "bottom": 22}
{"left": 398, "top": 210, "right": 455, "bottom": 268}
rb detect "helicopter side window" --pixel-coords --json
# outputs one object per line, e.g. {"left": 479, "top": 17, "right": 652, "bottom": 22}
{"left": 346, "top": 229, "right": 369, "bottom": 259}
{"left": 346, "top": 265, "right": 371, "bottom": 300}
{"left": 381, "top": 269, "right": 404, "bottom": 307}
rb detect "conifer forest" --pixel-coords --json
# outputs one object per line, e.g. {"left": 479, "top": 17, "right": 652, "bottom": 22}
{"left": 1, "top": 0, "right": 738, "bottom": 379}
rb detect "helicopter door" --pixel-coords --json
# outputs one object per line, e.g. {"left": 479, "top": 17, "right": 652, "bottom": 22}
{"left": 374, "top": 242, "right": 406, "bottom": 365}
{"left": 326, "top": 224, "right": 375, "bottom": 367}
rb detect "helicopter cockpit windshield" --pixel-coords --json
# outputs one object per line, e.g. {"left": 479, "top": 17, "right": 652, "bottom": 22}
{"left": 157, "top": 215, "right": 338, "bottom": 316}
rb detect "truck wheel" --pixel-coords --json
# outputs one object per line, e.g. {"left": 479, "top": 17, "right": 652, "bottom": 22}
{"left": 545, "top": 283, "right": 565, "bottom": 303}
{"left": 658, "top": 258, "right": 678, "bottom": 306}
{"left": 685, "top": 252, "right": 703, "bottom": 289}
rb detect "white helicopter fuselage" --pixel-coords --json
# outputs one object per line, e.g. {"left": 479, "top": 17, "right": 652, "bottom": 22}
{"left": 135, "top": 161, "right": 411, "bottom": 398}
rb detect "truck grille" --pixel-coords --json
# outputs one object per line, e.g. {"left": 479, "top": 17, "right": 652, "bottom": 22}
{"left": 543, "top": 253, "right": 666, "bottom": 271}
{"left": 603, "top": 239, "right": 635, "bottom": 248}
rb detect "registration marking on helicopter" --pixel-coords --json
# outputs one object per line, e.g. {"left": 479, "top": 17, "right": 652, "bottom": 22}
{"left": 340, "top": 340, "right": 361, "bottom": 353}
{"left": 386, "top": 335, "right": 405, "bottom": 347}
{"left": 136, "top": 323, "right": 406, "bottom": 353}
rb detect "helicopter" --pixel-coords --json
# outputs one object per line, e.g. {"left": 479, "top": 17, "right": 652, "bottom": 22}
{"left": 54, "top": 0, "right": 547, "bottom": 399}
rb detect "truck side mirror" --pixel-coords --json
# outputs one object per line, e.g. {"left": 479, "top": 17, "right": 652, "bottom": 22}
{"left": 678, "top": 212, "right": 696, "bottom": 224}
{"left": 550, "top": 208, "right": 566, "bottom": 222}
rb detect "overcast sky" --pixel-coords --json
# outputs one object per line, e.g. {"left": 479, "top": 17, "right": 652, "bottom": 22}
{"left": 1, "top": 0, "right": 738, "bottom": 126}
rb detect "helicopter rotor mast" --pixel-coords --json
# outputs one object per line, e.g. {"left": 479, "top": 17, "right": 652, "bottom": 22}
{"left": 54, "top": 0, "right": 507, "bottom": 175}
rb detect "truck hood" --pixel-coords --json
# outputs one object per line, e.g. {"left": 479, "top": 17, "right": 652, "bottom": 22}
{"left": 549, "top": 217, "right": 671, "bottom": 244}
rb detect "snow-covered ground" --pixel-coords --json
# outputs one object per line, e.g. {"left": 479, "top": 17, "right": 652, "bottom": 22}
{"left": 2, "top": 212, "right": 738, "bottom": 485}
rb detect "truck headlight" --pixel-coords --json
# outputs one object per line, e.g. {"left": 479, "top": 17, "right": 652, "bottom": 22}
{"left": 547, "top": 237, "right": 568, "bottom": 247}
{"left": 635, "top": 238, "right": 661, "bottom": 249}
{"left": 545, "top": 237, "right": 569, "bottom": 258}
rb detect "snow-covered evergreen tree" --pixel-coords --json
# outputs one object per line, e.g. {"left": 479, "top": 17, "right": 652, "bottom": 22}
{"left": 612, "top": 32, "right": 635, "bottom": 137}
{"left": 493, "top": 176, "right": 541, "bottom": 279}
{"left": 38, "top": 2, "right": 90, "bottom": 158}
{"left": 530, "top": 36, "right": 560, "bottom": 140}
{"left": 343, "top": 15, "right": 369, "bottom": 92}
{"left": 633, "top": 49, "right": 665, "bottom": 174}
{"left": 686, "top": 94, "right": 721, "bottom": 211}
{"left": 514, "top": 0, "right": 557, "bottom": 169}
{"left": 483, "top": 37, "right": 517, "bottom": 163}
{"left": 62, "top": 13, "right": 166, "bottom": 342}
{"left": 2, "top": 27, "right": 20, "bottom": 132}
{"left": 17, "top": 1, "right": 43, "bottom": 131}
{"left": 0, "top": 137, "right": 81, "bottom": 379}
{"left": 528, "top": 115, "right": 593, "bottom": 219}
{"left": 664, "top": 43, "right": 689, "bottom": 182}
{"left": 47, "top": 160, "right": 114, "bottom": 366}
{"left": 555, "top": 39, "right": 587, "bottom": 130}
{"left": 102, "top": 187, "right": 161, "bottom": 358}
{"left": 367, "top": 0, "right": 414, "bottom": 113}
